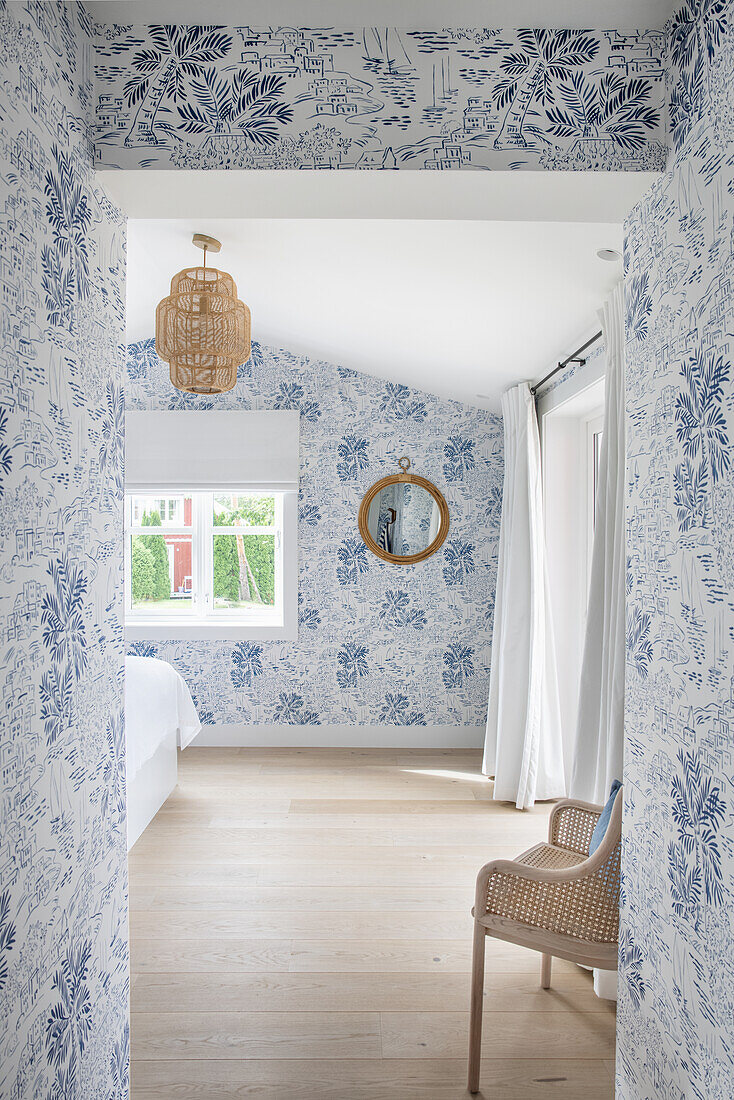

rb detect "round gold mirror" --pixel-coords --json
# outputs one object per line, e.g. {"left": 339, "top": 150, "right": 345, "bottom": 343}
{"left": 358, "top": 457, "right": 450, "bottom": 564}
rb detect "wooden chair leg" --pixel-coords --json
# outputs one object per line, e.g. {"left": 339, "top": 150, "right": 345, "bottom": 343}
{"left": 541, "top": 953, "right": 552, "bottom": 990}
{"left": 468, "top": 920, "right": 486, "bottom": 1094}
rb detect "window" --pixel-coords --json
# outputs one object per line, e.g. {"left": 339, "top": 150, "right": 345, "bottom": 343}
{"left": 124, "top": 409, "right": 299, "bottom": 639}
{"left": 125, "top": 490, "right": 297, "bottom": 640}
{"left": 131, "top": 495, "right": 184, "bottom": 527}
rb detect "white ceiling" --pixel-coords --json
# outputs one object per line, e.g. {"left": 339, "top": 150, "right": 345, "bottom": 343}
{"left": 102, "top": 170, "right": 657, "bottom": 225}
{"left": 87, "top": 0, "right": 675, "bottom": 30}
{"left": 127, "top": 217, "right": 624, "bottom": 410}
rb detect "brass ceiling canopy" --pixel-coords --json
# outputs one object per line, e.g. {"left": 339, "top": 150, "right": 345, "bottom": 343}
{"left": 155, "top": 233, "right": 251, "bottom": 395}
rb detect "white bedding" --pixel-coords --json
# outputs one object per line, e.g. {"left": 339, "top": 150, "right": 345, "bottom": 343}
{"left": 125, "top": 656, "right": 201, "bottom": 779}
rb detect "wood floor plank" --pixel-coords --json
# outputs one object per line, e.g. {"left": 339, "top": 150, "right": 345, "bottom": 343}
{"left": 131, "top": 939, "right": 293, "bottom": 973}
{"left": 130, "top": 841, "right": 521, "bottom": 867}
{"left": 129, "top": 909, "right": 475, "bottom": 940}
{"left": 251, "top": 773, "right": 488, "bottom": 793}
{"left": 130, "top": 860, "right": 491, "bottom": 889}
{"left": 141, "top": 820, "right": 544, "bottom": 849}
{"left": 132, "top": 1011, "right": 381, "bottom": 1060}
{"left": 141, "top": 885, "right": 474, "bottom": 912}
{"left": 131, "top": 1058, "right": 614, "bottom": 1099}
{"left": 130, "top": 747, "right": 615, "bottom": 1099}
{"left": 286, "top": 939, "right": 540, "bottom": 973}
{"left": 173, "top": 782, "right": 481, "bottom": 800}
{"left": 132, "top": 970, "right": 608, "bottom": 1015}
{"left": 135, "top": 824, "right": 399, "bottom": 846}
{"left": 288, "top": 798, "right": 549, "bottom": 817}
{"left": 156, "top": 798, "right": 292, "bottom": 817}
{"left": 130, "top": 866, "right": 262, "bottom": 889}
{"left": 249, "top": 861, "right": 509, "bottom": 889}
{"left": 380, "top": 1011, "right": 616, "bottom": 1060}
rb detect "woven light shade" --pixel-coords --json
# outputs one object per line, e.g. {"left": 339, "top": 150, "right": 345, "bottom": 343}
{"left": 155, "top": 236, "right": 251, "bottom": 395}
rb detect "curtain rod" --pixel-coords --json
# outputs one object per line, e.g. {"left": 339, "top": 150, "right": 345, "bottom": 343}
{"left": 530, "top": 329, "right": 603, "bottom": 396}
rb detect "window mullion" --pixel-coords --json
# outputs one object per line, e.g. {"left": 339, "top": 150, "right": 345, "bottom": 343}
{"left": 275, "top": 493, "right": 284, "bottom": 615}
{"left": 201, "top": 492, "right": 212, "bottom": 621}
{"left": 211, "top": 526, "right": 274, "bottom": 535}
{"left": 128, "top": 527, "right": 190, "bottom": 538}
{"left": 206, "top": 492, "right": 213, "bottom": 620}
{"left": 193, "top": 493, "right": 203, "bottom": 621}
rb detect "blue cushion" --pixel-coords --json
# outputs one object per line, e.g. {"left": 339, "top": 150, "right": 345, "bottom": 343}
{"left": 588, "top": 780, "right": 622, "bottom": 855}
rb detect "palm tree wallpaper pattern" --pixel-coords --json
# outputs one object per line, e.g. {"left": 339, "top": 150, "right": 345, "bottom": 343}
{"left": 93, "top": 24, "right": 668, "bottom": 171}
{"left": 621, "top": 3, "right": 734, "bottom": 1097}
{"left": 0, "top": 4, "right": 127, "bottom": 1099}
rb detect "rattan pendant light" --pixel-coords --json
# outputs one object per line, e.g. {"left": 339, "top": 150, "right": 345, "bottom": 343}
{"left": 155, "top": 233, "right": 251, "bottom": 395}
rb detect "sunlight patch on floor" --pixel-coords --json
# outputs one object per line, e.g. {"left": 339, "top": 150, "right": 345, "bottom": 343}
{"left": 399, "top": 767, "right": 491, "bottom": 784}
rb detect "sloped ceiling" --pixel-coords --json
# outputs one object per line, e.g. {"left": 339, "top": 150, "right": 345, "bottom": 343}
{"left": 127, "top": 217, "right": 625, "bottom": 409}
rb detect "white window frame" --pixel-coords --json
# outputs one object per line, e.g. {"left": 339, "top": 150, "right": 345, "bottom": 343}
{"left": 124, "top": 489, "right": 298, "bottom": 641}
{"left": 584, "top": 412, "right": 604, "bottom": 606}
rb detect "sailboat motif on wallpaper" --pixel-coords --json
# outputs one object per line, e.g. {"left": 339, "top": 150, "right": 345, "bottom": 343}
{"left": 362, "top": 27, "right": 412, "bottom": 73}
{"left": 94, "top": 24, "right": 667, "bottom": 171}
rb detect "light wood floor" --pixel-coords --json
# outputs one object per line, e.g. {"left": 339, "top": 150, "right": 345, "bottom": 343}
{"left": 129, "top": 747, "right": 616, "bottom": 1099}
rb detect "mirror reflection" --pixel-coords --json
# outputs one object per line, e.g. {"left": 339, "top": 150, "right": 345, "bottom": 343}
{"left": 365, "top": 482, "right": 443, "bottom": 558}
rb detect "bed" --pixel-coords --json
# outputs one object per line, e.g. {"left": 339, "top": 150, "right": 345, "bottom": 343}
{"left": 125, "top": 656, "right": 201, "bottom": 850}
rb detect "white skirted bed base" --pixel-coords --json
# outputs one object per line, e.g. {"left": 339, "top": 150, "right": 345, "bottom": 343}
{"left": 125, "top": 656, "right": 201, "bottom": 850}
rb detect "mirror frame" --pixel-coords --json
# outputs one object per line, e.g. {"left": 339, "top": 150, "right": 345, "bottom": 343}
{"left": 358, "top": 471, "right": 450, "bottom": 564}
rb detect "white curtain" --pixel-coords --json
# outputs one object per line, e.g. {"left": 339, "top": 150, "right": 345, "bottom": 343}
{"left": 571, "top": 283, "right": 625, "bottom": 805}
{"left": 483, "top": 383, "right": 566, "bottom": 809}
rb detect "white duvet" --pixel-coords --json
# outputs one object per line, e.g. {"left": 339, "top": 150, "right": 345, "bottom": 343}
{"left": 125, "top": 656, "right": 201, "bottom": 779}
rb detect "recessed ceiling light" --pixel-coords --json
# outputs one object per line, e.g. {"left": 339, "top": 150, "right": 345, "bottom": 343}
{"left": 597, "top": 248, "right": 621, "bottom": 262}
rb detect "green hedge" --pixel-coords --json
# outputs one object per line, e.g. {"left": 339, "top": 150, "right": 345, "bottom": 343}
{"left": 131, "top": 537, "right": 155, "bottom": 601}
{"left": 241, "top": 534, "right": 275, "bottom": 605}
{"left": 213, "top": 534, "right": 240, "bottom": 602}
{"left": 212, "top": 531, "right": 275, "bottom": 606}
{"left": 139, "top": 509, "right": 170, "bottom": 598}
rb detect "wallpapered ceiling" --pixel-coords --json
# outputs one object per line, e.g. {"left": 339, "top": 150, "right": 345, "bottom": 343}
{"left": 91, "top": 24, "right": 668, "bottom": 172}
{"left": 126, "top": 339, "right": 503, "bottom": 730}
{"left": 0, "top": 4, "right": 127, "bottom": 1099}
{"left": 619, "top": 3, "right": 734, "bottom": 1098}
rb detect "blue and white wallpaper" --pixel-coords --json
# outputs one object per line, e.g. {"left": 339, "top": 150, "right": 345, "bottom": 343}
{"left": 0, "top": 4, "right": 127, "bottom": 1099}
{"left": 126, "top": 339, "right": 503, "bottom": 729}
{"left": 92, "top": 24, "right": 667, "bottom": 172}
{"left": 619, "top": 3, "right": 734, "bottom": 1097}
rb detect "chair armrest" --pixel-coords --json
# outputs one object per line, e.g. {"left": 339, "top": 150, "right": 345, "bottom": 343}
{"left": 473, "top": 794, "right": 622, "bottom": 945}
{"left": 473, "top": 849, "right": 620, "bottom": 944}
{"left": 548, "top": 798, "right": 603, "bottom": 856}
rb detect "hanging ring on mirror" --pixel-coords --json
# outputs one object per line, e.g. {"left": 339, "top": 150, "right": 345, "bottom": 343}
{"left": 398, "top": 456, "right": 411, "bottom": 473}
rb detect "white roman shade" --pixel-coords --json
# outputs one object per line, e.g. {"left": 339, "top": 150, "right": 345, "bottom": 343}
{"left": 125, "top": 410, "right": 300, "bottom": 492}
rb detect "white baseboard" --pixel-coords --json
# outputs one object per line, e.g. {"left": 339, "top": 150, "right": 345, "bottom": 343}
{"left": 190, "top": 723, "right": 485, "bottom": 748}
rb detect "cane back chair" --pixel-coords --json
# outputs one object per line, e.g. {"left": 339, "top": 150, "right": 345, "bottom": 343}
{"left": 468, "top": 789, "right": 622, "bottom": 1093}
